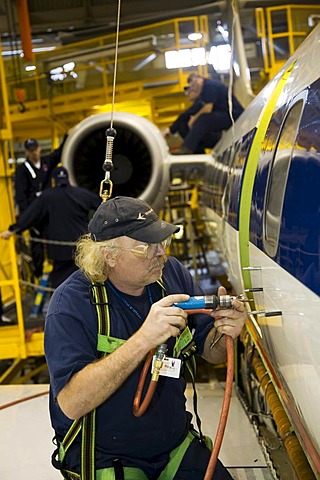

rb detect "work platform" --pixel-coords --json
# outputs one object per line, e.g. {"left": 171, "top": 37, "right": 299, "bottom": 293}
{"left": 0, "top": 383, "right": 274, "bottom": 480}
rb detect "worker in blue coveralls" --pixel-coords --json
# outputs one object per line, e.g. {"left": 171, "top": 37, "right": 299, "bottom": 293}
{"left": 172, "top": 74, "right": 244, "bottom": 155}
{"left": 44, "top": 196, "right": 246, "bottom": 479}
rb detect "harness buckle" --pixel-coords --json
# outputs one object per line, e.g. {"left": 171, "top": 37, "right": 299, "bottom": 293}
{"left": 180, "top": 340, "right": 198, "bottom": 361}
{"left": 51, "top": 447, "right": 65, "bottom": 470}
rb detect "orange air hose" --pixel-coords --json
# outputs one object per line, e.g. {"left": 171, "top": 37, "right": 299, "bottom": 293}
{"left": 0, "top": 390, "right": 49, "bottom": 410}
{"left": 133, "top": 348, "right": 157, "bottom": 417}
{"left": 133, "top": 314, "right": 235, "bottom": 479}
{"left": 204, "top": 334, "right": 234, "bottom": 479}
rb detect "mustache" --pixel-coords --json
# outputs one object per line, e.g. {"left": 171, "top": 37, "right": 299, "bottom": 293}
{"left": 152, "top": 254, "right": 167, "bottom": 268}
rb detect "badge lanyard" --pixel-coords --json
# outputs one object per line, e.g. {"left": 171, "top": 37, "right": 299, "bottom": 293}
{"left": 106, "top": 280, "right": 153, "bottom": 321}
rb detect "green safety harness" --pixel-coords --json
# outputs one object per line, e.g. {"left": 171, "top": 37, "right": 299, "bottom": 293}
{"left": 52, "top": 280, "right": 211, "bottom": 480}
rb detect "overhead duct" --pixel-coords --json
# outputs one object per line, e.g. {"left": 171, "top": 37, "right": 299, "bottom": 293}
{"left": 44, "top": 35, "right": 158, "bottom": 70}
{"left": 61, "top": 112, "right": 211, "bottom": 212}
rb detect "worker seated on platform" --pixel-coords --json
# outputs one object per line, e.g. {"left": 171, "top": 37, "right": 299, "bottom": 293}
{"left": 164, "top": 73, "right": 244, "bottom": 155}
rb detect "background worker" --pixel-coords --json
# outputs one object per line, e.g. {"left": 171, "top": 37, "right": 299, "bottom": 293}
{"left": 163, "top": 72, "right": 221, "bottom": 152}
{"left": 1, "top": 166, "right": 100, "bottom": 289}
{"left": 44, "top": 196, "right": 246, "bottom": 479}
{"left": 172, "top": 74, "right": 244, "bottom": 155}
{"left": 14, "top": 136, "right": 67, "bottom": 277}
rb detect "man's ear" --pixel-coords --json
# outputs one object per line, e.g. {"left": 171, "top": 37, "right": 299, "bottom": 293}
{"left": 105, "top": 251, "right": 117, "bottom": 268}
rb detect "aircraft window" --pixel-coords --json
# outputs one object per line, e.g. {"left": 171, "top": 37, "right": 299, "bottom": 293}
{"left": 263, "top": 100, "right": 304, "bottom": 257}
{"left": 223, "top": 141, "right": 242, "bottom": 222}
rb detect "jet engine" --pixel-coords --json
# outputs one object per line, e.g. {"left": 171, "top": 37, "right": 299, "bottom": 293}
{"left": 61, "top": 112, "right": 211, "bottom": 212}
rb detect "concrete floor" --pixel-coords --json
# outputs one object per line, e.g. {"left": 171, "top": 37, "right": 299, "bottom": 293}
{"left": 0, "top": 383, "right": 275, "bottom": 479}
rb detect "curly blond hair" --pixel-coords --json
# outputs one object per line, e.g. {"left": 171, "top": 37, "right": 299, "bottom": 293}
{"left": 74, "top": 234, "right": 121, "bottom": 283}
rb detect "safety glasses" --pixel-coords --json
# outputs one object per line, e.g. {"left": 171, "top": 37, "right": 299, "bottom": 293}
{"left": 119, "top": 236, "right": 172, "bottom": 259}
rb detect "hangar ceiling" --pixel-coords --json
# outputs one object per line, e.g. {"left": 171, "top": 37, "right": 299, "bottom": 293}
{"left": 1, "top": 0, "right": 320, "bottom": 50}
{"left": 1, "top": 0, "right": 320, "bottom": 142}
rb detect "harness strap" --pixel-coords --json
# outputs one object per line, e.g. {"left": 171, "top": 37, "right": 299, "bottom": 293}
{"left": 62, "top": 470, "right": 80, "bottom": 480}
{"left": 61, "top": 430, "right": 201, "bottom": 480}
{"left": 172, "top": 324, "right": 205, "bottom": 443}
{"left": 23, "top": 159, "right": 37, "bottom": 179}
{"left": 54, "top": 283, "right": 110, "bottom": 480}
{"left": 185, "top": 359, "right": 206, "bottom": 444}
{"left": 97, "top": 334, "right": 125, "bottom": 353}
{"left": 157, "top": 430, "right": 195, "bottom": 480}
{"left": 112, "top": 459, "right": 124, "bottom": 480}
{"left": 54, "top": 280, "right": 205, "bottom": 479}
{"left": 57, "top": 419, "right": 82, "bottom": 464}
{"left": 81, "top": 410, "right": 96, "bottom": 480}
{"left": 91, "top": 283, "right": 110, "bottom": 336}
{"left": 97, "top": 467, "right": 148, "bottom": 480}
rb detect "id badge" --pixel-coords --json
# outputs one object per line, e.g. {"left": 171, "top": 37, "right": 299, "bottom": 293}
{"left": 151, "top": 356, "right": 181, "bottom": 378}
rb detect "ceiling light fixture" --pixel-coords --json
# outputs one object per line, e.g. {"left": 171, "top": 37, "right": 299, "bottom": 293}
{"left": 187, "top": 33, "right": 203, "bottom": 41}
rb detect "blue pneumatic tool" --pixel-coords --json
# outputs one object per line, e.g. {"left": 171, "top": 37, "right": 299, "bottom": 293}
{"left": 174, "top": 294, "right": 238, "bottom": 312}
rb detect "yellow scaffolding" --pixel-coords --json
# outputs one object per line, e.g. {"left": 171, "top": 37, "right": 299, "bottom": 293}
{"left": 256, "top": 4, "right": 320, "bottom": 79}
{"left": 0, "top": 41, "right": 45, "bottom": 384}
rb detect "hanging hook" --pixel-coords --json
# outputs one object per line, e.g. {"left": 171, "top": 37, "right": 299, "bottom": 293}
{"left": 99, "top": 128, "right": 116, "bottom": 202}
{"left": 99, "top": 178, "right": 113, "bottom": 203}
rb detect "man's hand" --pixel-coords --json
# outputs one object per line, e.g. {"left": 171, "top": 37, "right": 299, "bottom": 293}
{"left": 213, "top": 286, "right": 246, "bottom": 339}
{"left": 139, "top": 293, "right": 190, "bottom": 349}
{"left": 202, "top": 286, "right": 246, "bottom": 363}
{"left": 0, "top": 230, "right": 14, "bottom": 240}
{"left": 162, "top": 127, "right": 171, "bottom": 138}
{"left": 188, "top": 116, "right": 195, "bottom": 129}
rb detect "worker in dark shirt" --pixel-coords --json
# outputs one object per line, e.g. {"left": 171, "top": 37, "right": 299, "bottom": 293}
{"left": 166, "top": 98, "right": 202, "bottom": 139}
{"left": 14, "top": 136, "right": 67, "bottom": 277}
{"left": 163, "top": 73, "right": 221, "bottom": 151}
{"left": 172, "top": 75, "right": 244, "bottom": 154}
{"left": 1, "top": 166, "right": 101, "bottom": 288}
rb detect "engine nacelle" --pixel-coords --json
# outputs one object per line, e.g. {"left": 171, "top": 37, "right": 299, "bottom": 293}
{"left": 61, "top": 112, "right": 211, "bottom": 212}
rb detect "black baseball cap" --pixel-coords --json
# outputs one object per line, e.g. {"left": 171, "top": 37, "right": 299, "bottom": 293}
{"left": 24, "top": 138, "right": 39, "bottom": 151}
{"left": 89, "top": 196, "right": 179, "bottom": 243}
{"left": 51, "top": 166, "right": 69, "bottom": 184}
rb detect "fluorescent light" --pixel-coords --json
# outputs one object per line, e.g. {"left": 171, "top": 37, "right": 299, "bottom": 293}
{"left": 191, "top": 48, "right": 206, "bottom": 66}
{"left": 34, "top": 46, "right": 56, "bottom": 53}
{"left": 216, "top": 25, "right": 229, "bottom": 42}
{"left": 165, "top": 47, "right": 206, "bottom": 69}
{"left": 208, "top": 45, "right": 231, "bottom": 71}
{"left": 165, "top": 44, "right": 231, "bottom": 72}
{"left": 50, "top": 66, "right": 63, "bottom": 74}
{"left": 165, "top": 51, "right": 180, "bottom": 69}
{"left": 63, "top": 62, "right": 75, "bottom": 72}
{"left": 188, "top": 33, "right": 203, "bottom": 41}
{"left": 51, "top": 73, "right": 67, "bottom": 81}
{"left": 1, "top": 46, "right": 56, "bottom": 57}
